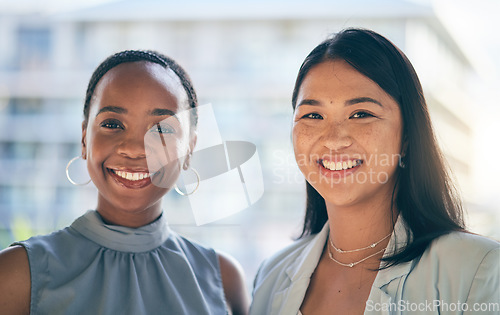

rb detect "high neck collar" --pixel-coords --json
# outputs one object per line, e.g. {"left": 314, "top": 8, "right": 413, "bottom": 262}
{"left": 71, "top": 210, "right": 170, "bottom": 253}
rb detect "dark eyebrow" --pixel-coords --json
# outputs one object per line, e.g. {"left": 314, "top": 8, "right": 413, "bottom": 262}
{"left": 96, "top": 106, "right": 127, "bottom": 117}
{"left": 96, "top": 106, "right": 179, "bottom": 120}
{"left": 296, "top": 99, "right": 321, "bottom": 107}
{"left": 345, "top": 97, "right": 383, "bottom": 107}
{"left": 150, "top": 108, "right": 177, "bottom": 117}
{"left": 297, "top": 97, "right": 383, "bottom": 108}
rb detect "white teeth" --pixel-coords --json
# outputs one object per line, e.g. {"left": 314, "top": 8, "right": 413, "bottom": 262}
{"left": 322, "top": 159, "right": 361, "bottom": 171}
{"left": 113, "top": 170, "right": 150, "bottom": 181}
{"left": 323, "top": 160, "right": 329, "bottom": 170}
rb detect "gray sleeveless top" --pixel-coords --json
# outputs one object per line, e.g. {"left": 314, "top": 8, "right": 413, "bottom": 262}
{"left": 15, "top": 210, "right": 228, "bottom": 315}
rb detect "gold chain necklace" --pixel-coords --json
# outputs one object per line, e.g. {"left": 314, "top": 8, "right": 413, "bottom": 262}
{"left": 328, "top": 232, "right": 391, "bottom": 253}
{"left": 327, "top": 240, "right": 387, "bottom": 268}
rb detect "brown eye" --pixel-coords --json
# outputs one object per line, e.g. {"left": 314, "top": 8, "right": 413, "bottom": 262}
{"left": 100, "top": 119, "right": 123, "bottom": 129}
{"left": 350, "top": 111, "right": 374, "bottom": 119}
{"left": 302, "top": 113, "right": 323, "bottom": 120}
{"left": 153, "top": 123, "right": 175, "bottom": 134}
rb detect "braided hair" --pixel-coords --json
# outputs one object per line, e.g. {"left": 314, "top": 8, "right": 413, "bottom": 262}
{"left": 83, "top": 50, "right": 198, "bottom": 128}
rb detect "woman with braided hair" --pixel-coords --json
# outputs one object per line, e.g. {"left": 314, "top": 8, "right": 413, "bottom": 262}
{"left": 0, "top": 50, "right": 249, "bottom": 314}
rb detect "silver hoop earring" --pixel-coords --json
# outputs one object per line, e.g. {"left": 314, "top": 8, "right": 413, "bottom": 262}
{"left": 66, "top": 156, "right": 91, "bottom": 186}
{"left": 174, "top": 167, "right": 200, "bottom": 196}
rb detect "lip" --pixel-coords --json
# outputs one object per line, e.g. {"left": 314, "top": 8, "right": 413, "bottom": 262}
{"left": 107, "top": 167, "right": 153, "bottom": 189}
{"left": 317, "top": 157, "right": 363, "bottom": 179}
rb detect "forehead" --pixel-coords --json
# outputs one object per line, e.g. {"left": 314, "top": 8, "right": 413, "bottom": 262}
{"left": 297, "top": 60, "right": 402, "bottom": 119}
{"left": 300, "top": 60, "right": 379, "bottom": 94}
{"left": 90, "top": 61, "right": 188, "bottom": 114}
{"left": 104, "top": 61, "right": 181, "bottom": 86}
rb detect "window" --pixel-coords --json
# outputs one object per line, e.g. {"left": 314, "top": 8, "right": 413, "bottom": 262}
{"left": 16, "top": 26, "right": 52, "bottom": 70}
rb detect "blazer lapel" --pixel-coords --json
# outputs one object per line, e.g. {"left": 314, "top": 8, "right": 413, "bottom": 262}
{"left": 271, "top": 223, "right": 330, "bottom": 315}
{"left": 364, "top": 216, "right": 413, "bottom": 315}
{"left": 365, "top": 287, "right": 394, "bottom": 315}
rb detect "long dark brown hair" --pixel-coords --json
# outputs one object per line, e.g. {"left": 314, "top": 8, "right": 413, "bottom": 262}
{"left": 293, "top": 28, "right": 465, "bottom": 267}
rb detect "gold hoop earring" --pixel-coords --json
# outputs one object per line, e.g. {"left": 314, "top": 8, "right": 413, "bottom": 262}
{"left": 66, "top": 156, "right": 91, "bottom": 186}
{"left": 174, "top": 167, "right": 200, "bottom": 196}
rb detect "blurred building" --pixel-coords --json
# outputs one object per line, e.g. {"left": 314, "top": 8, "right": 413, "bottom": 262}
{"left": 0, "top": 0, "right": 496, "bottom": 284}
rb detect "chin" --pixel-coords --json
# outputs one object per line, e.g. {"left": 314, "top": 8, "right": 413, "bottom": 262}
{"left": 316, "top": 182, "right": 373, "bottom": 207}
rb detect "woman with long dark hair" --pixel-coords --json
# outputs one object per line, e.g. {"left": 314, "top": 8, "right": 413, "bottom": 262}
{"left": 250, "top": 28, "right": 499, "bottom": 314}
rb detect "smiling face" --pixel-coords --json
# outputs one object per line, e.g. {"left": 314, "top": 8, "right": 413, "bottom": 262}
{"left": 82, "top": 61, "right": 194, "bottom": 227}
{"left": 293, "top": 59, "right": 403, "bottom": 209}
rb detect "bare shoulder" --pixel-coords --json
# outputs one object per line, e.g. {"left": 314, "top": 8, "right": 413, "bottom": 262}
{"left": 0, "top": 245, "right": 31, "bottom": 314}
{"left": 217, "top": 251, "right": 250, "bottom": 315}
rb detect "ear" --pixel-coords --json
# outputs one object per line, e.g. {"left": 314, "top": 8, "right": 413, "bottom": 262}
{"left": 81, "top": 122, "right": 88, "bottom": 160}
{"left": 183, "top": 132, "right": 198, "bottom": 170}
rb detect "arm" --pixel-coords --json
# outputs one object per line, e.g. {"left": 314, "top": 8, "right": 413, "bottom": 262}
{"left": 0, "top": 245, "right": 31, "bottom": 315}
{"left": 217, "top": 251, "right": 250, "bottom": 315}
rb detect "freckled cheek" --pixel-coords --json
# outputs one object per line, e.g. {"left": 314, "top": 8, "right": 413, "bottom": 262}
{"left": 378, "top": 124, "right": 403, "bottom": 155}
{"left": 359, "top": 127, "right": 402, "bottom": 169}
{"left": 292, "top": 127, "right": 317, "bottom": 167}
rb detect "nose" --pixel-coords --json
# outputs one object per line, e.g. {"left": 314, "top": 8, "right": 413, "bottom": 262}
{"left": 116, "top": 132, "right": 146, "bottom": 159}
{"left": 320, "top": 121, "right": 353, "bottom": 152}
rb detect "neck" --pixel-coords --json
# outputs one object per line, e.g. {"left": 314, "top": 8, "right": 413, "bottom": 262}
{"left": 96, "top": 198, "right": 163, "bottom": 228}
{"left": 325, "top": 198, "right": 397, "bottom": 266}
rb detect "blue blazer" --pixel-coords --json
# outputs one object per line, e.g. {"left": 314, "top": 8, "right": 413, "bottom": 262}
{"left": 250, "top": 218, "right": 500, "bottom": 315}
